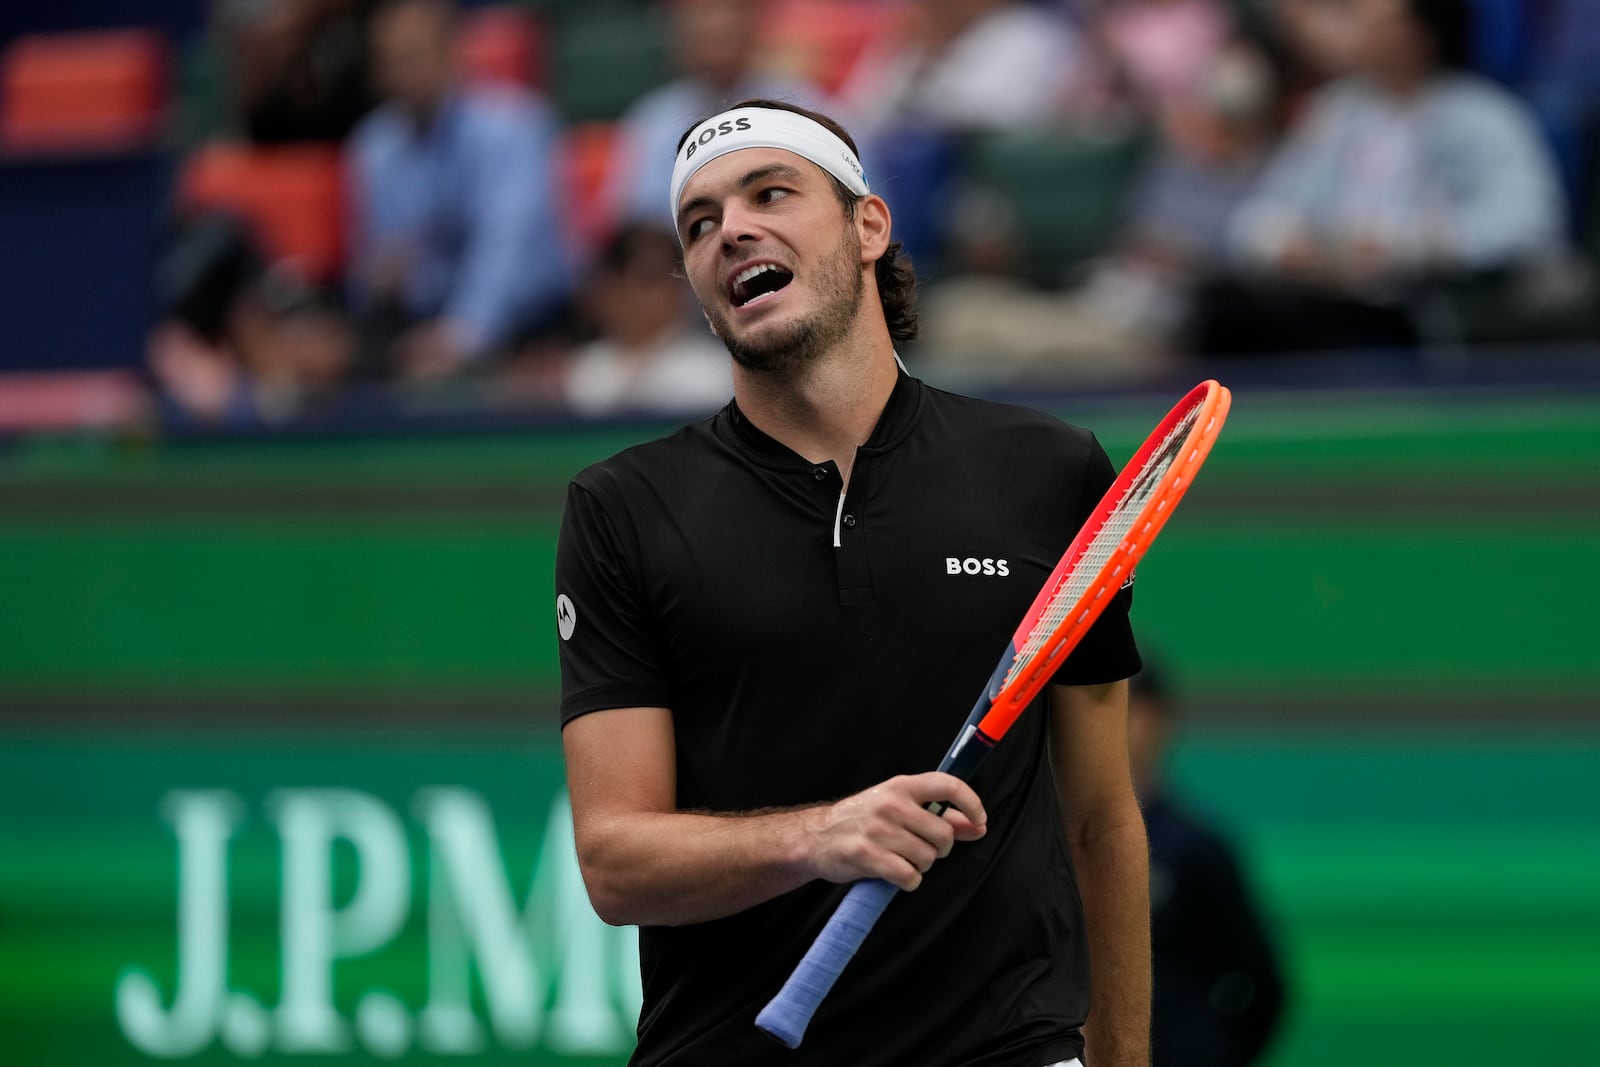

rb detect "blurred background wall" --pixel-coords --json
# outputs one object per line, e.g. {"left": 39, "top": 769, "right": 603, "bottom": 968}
{"left": 2, "top": 1, "right": 1598, "bottom": 1065}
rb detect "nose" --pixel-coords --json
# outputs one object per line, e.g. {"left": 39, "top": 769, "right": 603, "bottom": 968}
{"left": 718, "top": 201, "right": 763, "bottom": 252}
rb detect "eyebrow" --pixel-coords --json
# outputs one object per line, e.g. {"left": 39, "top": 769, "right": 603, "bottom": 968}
{"left": 676, "top": 163, "right": 808, "bottom": 232}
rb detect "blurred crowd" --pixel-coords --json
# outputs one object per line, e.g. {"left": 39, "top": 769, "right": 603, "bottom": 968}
{"left": 134, "top": 0, "right": 1600, "bottom": 425}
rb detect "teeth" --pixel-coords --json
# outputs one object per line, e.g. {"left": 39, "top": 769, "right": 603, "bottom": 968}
{"left": 734, "top": 264, "right": 777, "bottom": 288}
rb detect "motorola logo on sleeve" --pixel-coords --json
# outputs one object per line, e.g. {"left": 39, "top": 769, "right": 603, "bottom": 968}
{"left": 556, "top": 594, "right": 577, "bottom": 641}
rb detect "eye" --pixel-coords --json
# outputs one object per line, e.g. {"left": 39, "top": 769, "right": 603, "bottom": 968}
{"left": 757, "top": 186, "right": 791, "bottom": 205}
{"left": 685, "top": 216, "right": 716, "bottom": 242}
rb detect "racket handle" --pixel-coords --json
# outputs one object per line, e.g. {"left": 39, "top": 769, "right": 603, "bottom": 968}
{"left": 755, "top": 877, "right": 898, "bottom": 1048}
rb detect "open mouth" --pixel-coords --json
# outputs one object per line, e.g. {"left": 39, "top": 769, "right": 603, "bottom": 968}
{"left": 730, "top": 263, "right": 794, "bottom": 308}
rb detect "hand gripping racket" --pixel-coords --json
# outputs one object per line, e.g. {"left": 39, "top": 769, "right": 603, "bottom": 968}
{"left": 755, "top": 379, "right": 1232, "bottom": 1048}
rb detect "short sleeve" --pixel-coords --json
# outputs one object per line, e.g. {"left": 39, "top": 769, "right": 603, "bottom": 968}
{"left": 555, "top": 481, "right": 674, "bottom": 725}
{"left": 1051, "top": 433, "right": 1143, "bottom": 686}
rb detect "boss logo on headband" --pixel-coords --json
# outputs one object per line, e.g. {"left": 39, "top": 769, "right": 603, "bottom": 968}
{"left": 684, "top": 117, "right": 754, "bottom": 161}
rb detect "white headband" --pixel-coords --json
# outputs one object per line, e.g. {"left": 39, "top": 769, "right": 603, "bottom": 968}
{"left": 669, "top": 107, "right": 870, "bottom": 220}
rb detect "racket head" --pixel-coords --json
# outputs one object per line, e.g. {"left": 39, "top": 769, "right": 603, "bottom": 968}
{"left": 976, "top": 379, "right": 1231, "bottom": 740}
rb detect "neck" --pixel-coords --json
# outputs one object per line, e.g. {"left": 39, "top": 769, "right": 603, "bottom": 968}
{"left": 731, "top": 330, "right": 899, "bottom": 487}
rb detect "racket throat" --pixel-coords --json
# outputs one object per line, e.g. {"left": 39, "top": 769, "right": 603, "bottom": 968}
{"left": 937, "top": 723, "right": 997, "bottom": 782}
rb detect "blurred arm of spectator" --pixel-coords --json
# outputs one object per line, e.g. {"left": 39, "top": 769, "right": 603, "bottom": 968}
{"left": 1425, "top": 86, "right": 1568, "bottom": 271}
{"left": 430, "top": 97, "right": 568, "bottom": 373}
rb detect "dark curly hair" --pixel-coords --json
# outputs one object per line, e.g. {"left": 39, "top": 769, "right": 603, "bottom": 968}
{"left": 675, "top": 98, "right": 919, "bottom": 343}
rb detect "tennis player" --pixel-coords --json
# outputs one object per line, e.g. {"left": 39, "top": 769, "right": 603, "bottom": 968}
{"left": 556, "top": 99, "right": 1149, "bottom": 1067}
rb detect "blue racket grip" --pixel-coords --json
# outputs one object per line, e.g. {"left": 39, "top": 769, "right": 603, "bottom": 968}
{"left": 755, "top": 877, "right": 899, "bottom": 1048}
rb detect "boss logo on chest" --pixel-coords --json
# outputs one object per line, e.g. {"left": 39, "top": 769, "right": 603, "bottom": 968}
{"left": 945, "top": 557, "right": 1009, "bottom": 577}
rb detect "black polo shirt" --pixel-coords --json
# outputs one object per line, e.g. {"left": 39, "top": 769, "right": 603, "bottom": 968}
{"left": 556, "top": 372, "right": 1141, "bottom": 1067}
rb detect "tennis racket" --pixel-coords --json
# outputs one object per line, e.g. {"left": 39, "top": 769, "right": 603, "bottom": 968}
{"left": 755, "top": 378, "right": 1232, "bottom": 1049}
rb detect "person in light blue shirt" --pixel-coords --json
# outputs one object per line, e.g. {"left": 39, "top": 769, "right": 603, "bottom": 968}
{"left": 347, "top": 0, "right": 574, "bottom": 380}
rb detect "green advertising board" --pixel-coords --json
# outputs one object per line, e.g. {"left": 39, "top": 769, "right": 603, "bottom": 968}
{"left": 3, "top": 731, "right": 1597, "bottom": 1066}
{"left": 2, "top": 385, "right": 1598, "bottom": 1065}
{"left": 3, "top": 737, "right": 639, "bottom": 1066}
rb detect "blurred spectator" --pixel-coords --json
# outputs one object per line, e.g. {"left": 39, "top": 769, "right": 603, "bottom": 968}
{"left": 606, "top": 0, "right": 821, "bottom": 228}
{"left": 1087, "top": 0, "right": 1234, "bottom": 115}
{"left": 218, "top": 0, "right": 376, "bottom": 143}
{"left": 841, "top": 0, "right": 1101, "bottom": 135}
{"left": 1192, "top": 0, "right": 1574, "bottom": 356}
{"left": 917, "top": 37, "right": 1278, "bottom": 380}
{"left": 563, "top": 224, "right": 732, "bottom": 416}
{"left": 148, "top": 212, "right": 353, "bottom": 425}
{"left": 346, "top": 0, "right": 574, "bottom": 382}
{"left": 1269, "top": 0, "right": 1367, "bottom": 83}
{"left": 1128, "top": 662, "right": 1288, "bottom": 1067}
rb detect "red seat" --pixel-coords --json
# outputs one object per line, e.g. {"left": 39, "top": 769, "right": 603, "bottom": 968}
{"left": 0, "top": 29, "right": 171, "bottom": 155}
{"left": 562, "top": 121, "right": 620, "bottom": 250}
{"left": 178, "top": 143, "right": 346, "bottom": 284}
{"left": 761, "top": 0, "right": 907, "bottom": 96}
{"left": 457, "top": 6, "right": 547, "bottom": 90}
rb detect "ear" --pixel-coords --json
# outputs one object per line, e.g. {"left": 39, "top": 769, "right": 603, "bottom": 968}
{"left": 855, "top": 194, "right": 892, "bottom": 265}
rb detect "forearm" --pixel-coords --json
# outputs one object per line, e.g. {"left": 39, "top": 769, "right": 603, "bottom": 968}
{"left": 576, "top": 806, "right": 822, "bottom": 928}
{"left": 565, "top": 709, "right": 986, "bottom": 930}
{"left": 1070, "top": 814, "right": 1151, "bottom": 1067}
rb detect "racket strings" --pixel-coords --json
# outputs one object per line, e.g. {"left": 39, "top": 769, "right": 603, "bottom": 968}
{"left": 1004, "top": 406, "right": 1201, "bottom": 686}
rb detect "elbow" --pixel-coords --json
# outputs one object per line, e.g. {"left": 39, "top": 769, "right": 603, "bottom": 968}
{"left": 574, "top": 840, "right": 650, "bottom": 927}
{"left": 574, "top": 852, "right": 631, "bottom": 927}
{"left": 585, "top": 889, "right": 635, "bottom": 929}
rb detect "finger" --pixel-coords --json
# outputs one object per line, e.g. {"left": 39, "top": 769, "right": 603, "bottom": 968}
{"left": 878, "top": 855, "right": 923, "bottom": 894}
{"left": 902, "top": 772, "right": 987, "bottom": 829}
{"left": 942, "top": 808, "right": 988, "bottom": 842}
{"left": 873, "top": 825, "right": 942, "bottom": 874}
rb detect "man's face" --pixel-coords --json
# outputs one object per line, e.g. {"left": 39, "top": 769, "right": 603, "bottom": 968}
{"left": 675, "top": 148, "right": 868, "bottom": 375}
{"left": 1351, "top": 0, "right": 1428, "bottom": 77}
{"left": 371, "top": 1, "right": 455, "bottom": 119}
{"left": 673, "top": 0, "right": 762, "bottom": 89}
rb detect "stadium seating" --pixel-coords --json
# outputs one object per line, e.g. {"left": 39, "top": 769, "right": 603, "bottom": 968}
{"left": 458, "top": 5, "right": 547, "bottom": 90}
{"left": 550, "top": 5, "right": 669, "bottom": 122}
{"left": 760, "top": 0, "right": 905, "bottom": 96}
{"left": 961, "top": 129, "right": 1151, "bottom": 284}
{"left": 0, "top": 28, "right": 170, "bottom": 155}
{"left": 562, "top": 121, "right": 621, "bottom": 250}
{"left": 177, "top": 143, "right": 346, "bottom": 284}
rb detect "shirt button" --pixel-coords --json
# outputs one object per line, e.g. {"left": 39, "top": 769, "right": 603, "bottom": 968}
{"left": 812, "top": 467, "right": 829, "bottom": 482}
{"left": 842, "top": 514, "right": 857, "bottom": 528}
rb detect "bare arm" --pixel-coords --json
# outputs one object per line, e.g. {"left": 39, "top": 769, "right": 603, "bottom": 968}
{"left": 563, "top": 706, "right": 987, "bottom": 927}
{"left": 1048, "top": 679, "right": 1150, "bottom": 1067}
